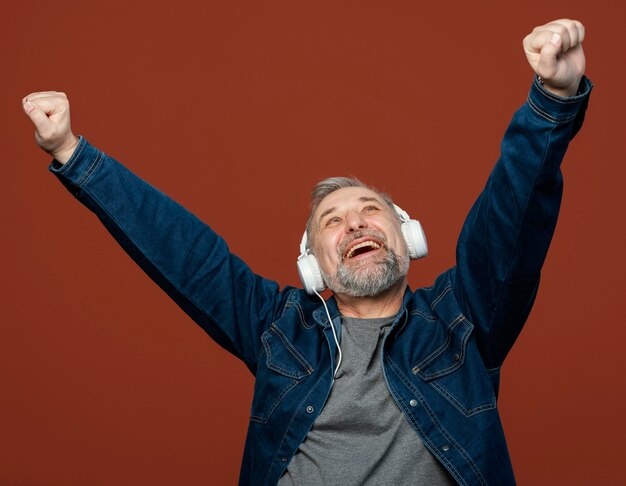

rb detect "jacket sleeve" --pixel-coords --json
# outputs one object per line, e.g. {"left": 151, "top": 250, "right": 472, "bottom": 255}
{"left": 454, "top": 76, "right": 592, "bottom": 369}
{"left": 49, "top": 141, "right": 288, "bottom": 374}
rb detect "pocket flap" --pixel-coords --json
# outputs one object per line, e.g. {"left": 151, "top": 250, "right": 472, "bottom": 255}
{"left": 413, "top": 315, "right": 473, "bottom": 381}
{"left": 261, "top": 323, "right": 314, "bottom": 380}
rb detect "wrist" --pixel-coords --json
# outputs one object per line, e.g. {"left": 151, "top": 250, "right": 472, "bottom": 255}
{"left": 538, "top": 76, "right": 581, "bottom": 98}
{"left": 52, "top": 135, "right": 79, "bottom": 165}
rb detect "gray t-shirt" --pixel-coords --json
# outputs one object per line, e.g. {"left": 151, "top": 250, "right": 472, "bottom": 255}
{"left": 278, "top": 316, "right": 456, "bottom": 485}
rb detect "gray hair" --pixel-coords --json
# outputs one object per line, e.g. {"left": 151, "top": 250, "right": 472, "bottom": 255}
{"left": 305, "top": 176, "right": 396, "bottom": 247}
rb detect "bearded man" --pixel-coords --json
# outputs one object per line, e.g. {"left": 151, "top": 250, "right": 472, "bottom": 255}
{"left": 23, "top": 18, "right": 592, "bottom": 486}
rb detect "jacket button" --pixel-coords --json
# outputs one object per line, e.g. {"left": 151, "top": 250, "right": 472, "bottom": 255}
{"left": 442, "top": 444, "right": 450, "bottom": 452}
{"left": 306, "top": 405, "right": 314, "bottom": 413}
{"left": 409, "top": 399, "right": 417, "bottom": 407}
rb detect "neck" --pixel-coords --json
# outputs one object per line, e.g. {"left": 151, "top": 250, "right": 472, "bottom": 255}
{"left": 333, "top": 278, "right": 407, "bottom": 318}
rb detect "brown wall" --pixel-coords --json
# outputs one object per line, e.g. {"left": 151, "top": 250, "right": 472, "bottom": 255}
{"left": 2, "top": 1, "right": 624, "bottom": 484}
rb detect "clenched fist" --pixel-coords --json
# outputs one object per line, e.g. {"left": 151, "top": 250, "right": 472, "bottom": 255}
{"left": 23, "top": 91, "right": 78, "bottom": 164}
{"left": 523, "top": 19, "right": 586, "bottom": 97}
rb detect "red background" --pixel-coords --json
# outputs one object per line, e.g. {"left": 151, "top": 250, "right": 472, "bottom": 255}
{"left": 2, "top": 1, "right": 625, "bottom": 484}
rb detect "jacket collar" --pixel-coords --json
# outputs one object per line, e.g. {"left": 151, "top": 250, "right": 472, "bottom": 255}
{"left": 311, "top": 286, "right": 412, "bottom": 328}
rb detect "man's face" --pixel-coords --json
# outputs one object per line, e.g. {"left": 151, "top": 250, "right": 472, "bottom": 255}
{"left": 311, "top": 187, "right": 409, "bottom": 297}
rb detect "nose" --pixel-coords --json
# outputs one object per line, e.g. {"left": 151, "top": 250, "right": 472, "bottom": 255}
{"left": 345, "top": 210, "right": 368, "bottom": 233}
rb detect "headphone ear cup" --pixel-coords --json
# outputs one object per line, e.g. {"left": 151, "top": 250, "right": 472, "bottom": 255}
{"left": 297, "top": 252, "right": 325, "bottom": 294}
{"left": 401, "top": 219, "right": 428, "bottom": 259}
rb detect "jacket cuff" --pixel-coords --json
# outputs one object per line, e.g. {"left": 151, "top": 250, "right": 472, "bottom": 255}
{"left": 527, "top": 75, "right": 593, "bottom": 125}
{"left": 48, "top": 136, "right": 102, "bottom": 189}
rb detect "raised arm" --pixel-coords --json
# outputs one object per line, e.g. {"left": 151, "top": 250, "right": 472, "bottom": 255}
{"left": 454, "top": 19, "right": 592, "bottom": 369}
{"left": 22, "top": 93, "right": 288, "bottom": 373}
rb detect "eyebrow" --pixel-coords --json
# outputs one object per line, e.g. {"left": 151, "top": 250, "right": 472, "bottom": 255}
{"left": 317, "top": 196, "right": 384, "bottom": 226}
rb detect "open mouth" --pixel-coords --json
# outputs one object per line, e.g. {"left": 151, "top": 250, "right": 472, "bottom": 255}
{"left": 344, "top": 239, "right": 383, "bottom": 259}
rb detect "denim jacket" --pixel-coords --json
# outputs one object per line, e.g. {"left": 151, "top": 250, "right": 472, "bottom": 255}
{"left": 50, "top": 76, "right": 592, "bottom": 485}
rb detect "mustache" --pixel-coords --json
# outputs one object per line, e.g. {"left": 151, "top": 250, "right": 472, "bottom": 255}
{"left": 337, "top": 230, "right": 389, "bottom": 260}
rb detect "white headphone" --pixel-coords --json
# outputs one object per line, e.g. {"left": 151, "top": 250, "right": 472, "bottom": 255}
{"left": 296, "top": 204, "right": 428, "bottom": 294}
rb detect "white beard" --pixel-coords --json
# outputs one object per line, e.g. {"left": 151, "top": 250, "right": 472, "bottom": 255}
{"left": 321, "top": 231, "right": 409, "bottom": 297}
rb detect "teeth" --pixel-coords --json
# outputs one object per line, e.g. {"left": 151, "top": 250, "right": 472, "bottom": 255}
{"left": 346, "top": 241, "right": 381, "bottom": 258}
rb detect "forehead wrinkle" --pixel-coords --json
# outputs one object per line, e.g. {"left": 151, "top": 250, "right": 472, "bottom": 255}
{"left": 316, "top": 194, "right": 387, "bottom": 228}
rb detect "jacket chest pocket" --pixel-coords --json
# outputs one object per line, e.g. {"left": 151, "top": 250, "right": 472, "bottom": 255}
{"left": 250, "top": 324, "right": 314, "bottom": 424}
{"left": 413, "top": 316, "right": 497, "bottom": 417}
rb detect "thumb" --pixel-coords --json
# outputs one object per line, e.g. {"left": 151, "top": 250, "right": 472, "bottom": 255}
{"left": 23, "top": 100, "right": 52, "bottom": 134}
{"left": 536, "top": 33, "right": 562, "bottom": 79}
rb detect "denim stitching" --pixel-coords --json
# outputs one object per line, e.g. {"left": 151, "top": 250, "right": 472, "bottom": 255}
{"left": 388, "top": 380, "right": 466, "bottom": 484}
{"left": 527, "top": 97, "right": 577, "bottom": 124}
{"left": 250, "top": 378, "right": 299, "bottom": 424}
{"left": 387, "top": 357, "right": 481, "bottom": 485}
{"left": 269, "top": 369, "right": 329, "bottom": 482}
{"left": 430, "top": 381, "right": 496, "bottom": 417}
{"left": 421, "top": 317, "right": 471, "bottom": 380}
{"left": 280, "top": 289, "right": 296, "bottom": 318}
{"left": 431, "top": 284, "right": 452, "bottom": 309}
{"left": 76, "top": 151, "right": 103, "bottom": 187}
{"left": 270, "top": 324, "right": 314, "bottom": 374}
{"left": 292, "top": 302, "right": 314, "bottom": 329}
{"left": 386, "top": 355, "right": 487, "bottom": 485}
{"left": 261, "top": 330, "right": 309, "bottom": 379}
{"left": 413, "top": 315, "right": 466, "bottom": 377}
{"left": 383, "top": 362, "right": 466, "bottom": 484}
{"left": 410, "top": 308, "right": 436, "bottom": 320}
{"left": 527, "top": 97, "right": 558, "bottom": 122}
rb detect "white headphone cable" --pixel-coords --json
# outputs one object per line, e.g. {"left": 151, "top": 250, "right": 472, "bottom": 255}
{"left": 313, "top": 289, "right": 342, "bottom": 378}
